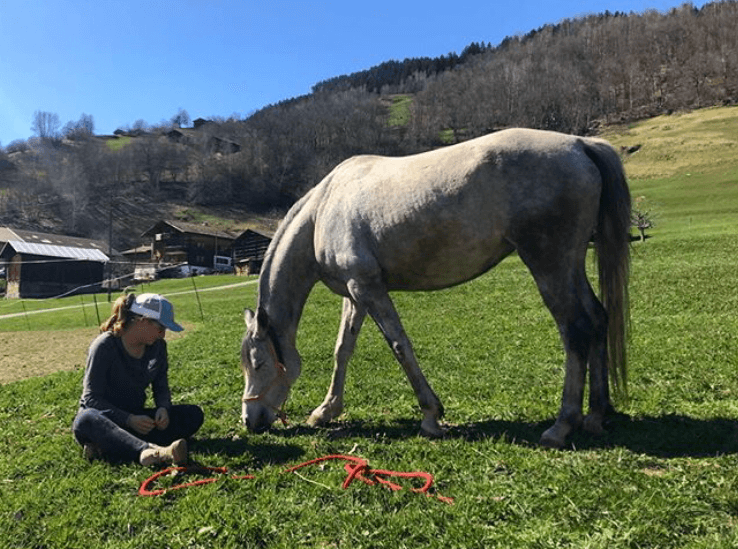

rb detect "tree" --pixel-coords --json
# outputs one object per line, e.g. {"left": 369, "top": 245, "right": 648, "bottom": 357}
{"left": 170, "top": 108, "right": 190, "bottom": 128}
{"left": 631, "top": 196, "right": 658, "bottom": 241}
{"left": 31, "top": 111, "right": 61, "bottom": 141}
{"left": 63, "top": 113, "right": 95, "bottom": 140}
{"left": 132, "top": 119, "right": 149, "bottom": 134}
{"left": 131, "top": 136, "right": 172, "bottom": 192}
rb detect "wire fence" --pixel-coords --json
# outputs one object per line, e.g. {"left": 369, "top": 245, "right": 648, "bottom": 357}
{"left": 0, "top": 270, "right": 257, "bottom": 332}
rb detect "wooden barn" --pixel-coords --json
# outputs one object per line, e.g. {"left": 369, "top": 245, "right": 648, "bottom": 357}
{"left": 0, "top": 228, "right": 109, "bottom": 299}
{"left": 141, "top": 220, "right": 235, "bottom": 270}
{"left": 232, "top": 229, "right": 273, "bottom": 275}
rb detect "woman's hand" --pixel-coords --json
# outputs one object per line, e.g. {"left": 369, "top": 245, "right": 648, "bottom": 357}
{"left": 127, "top": 414, "right": 155, "bottom": 435}
{"left": 154, "top": 407, "right": 170, "bottom": 430}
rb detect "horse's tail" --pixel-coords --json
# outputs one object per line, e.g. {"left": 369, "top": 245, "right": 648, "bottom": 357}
{"left": 584, "top": 140, "right": 631, "bottom": 400}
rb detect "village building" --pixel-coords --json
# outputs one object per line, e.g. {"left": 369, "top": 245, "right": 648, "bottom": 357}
{"left": 0, "top": 227, "right": 110, "bottom": 299}
{"left": 140, "top": 220, "right": 236, "bottom": 274}
{"left": 231, "top": 229, "right": 273, "bottom": 275}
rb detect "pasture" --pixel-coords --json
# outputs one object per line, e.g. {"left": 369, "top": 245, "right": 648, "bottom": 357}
{"left": 2, "top": 107, "right": 738, "bottom": 548}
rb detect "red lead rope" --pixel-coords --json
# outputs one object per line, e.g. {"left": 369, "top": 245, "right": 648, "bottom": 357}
{"left": 138, "top": 466, "right": 255, "bottom": 496}
{"left": 138, "top": 454, "right": 453, "bottom": 504}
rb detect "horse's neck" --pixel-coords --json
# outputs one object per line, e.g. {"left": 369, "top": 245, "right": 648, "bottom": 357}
{"left": 258, "top": 207, "right": 319, "bottom": 349}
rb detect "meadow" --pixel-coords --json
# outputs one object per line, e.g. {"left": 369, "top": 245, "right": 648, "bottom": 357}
{"left": 1, "top": 107, "right": 738, "bottom": 548}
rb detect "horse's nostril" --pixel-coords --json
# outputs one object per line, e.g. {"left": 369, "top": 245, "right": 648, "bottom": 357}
{"left": 244, "top": 406, "right": 271, "bottom": 434}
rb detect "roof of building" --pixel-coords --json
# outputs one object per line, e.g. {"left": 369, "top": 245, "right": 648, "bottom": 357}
{"left": 233, "top": 228, "right": 275, "bottom": 240}
{"left": 141, "top": 220, "right": 236, "bottom": 240}
{"left": 121, "top": 244, "right": 152, "bottom": 256}
{"left": 8, "top": 228, "right": 109, "bottom": 252}
{"left": 1, "top": 240, "right": 109, "bottom": 262}
{"left": 0, "top": 227, "right": 20, "bottom": 242}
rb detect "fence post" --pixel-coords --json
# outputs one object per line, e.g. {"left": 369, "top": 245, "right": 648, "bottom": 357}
{"left": 93, "top": 293, "right": 101, "bottom": 326}
{"left": 20, "top": 299, "right": 31, "bottom": 330}
{"left": 80, "top": 295, "right": 89, "bottom": 326}
{"left": 190, "top": 276, "right": 205, "bottom": 322}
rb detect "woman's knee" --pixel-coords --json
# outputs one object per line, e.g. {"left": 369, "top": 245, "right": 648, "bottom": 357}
{"left": 171, "top": 404, "right": 205, "bottom": 435}
{"left": 72, "top": 408, "right": 105, "bottom": 442}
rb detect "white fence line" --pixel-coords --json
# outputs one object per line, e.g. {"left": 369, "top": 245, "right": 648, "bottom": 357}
{"left": 0, "top": 279, "right": 257, "bottom": 321}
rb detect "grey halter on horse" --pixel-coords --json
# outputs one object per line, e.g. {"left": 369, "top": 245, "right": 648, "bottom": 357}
{"left": 240, "top": 128, "right": 630, "bottom": 448}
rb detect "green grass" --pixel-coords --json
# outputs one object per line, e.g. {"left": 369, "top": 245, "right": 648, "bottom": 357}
{"left": 387, "top": 95, "right": 412, "bottom": 127}
{"left": 106, "top": 135, "right": 132, "bottom": 151}
{"left": 2, "top": 107, "right": 738, "bottom": 547}
{"left": 438, "top": 128, "right": 455, "bottom": 144}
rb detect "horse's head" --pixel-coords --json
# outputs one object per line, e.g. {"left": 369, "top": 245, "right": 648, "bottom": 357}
{"left": 240, "top": 307, "right": 292, "bottom": 433}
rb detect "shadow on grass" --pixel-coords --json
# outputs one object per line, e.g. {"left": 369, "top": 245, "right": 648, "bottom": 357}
{"left": 191, "top": 437, "right": 305, "bottom": 468}
{"left": 258, "top": 413, "right": 738, "bottom": 458}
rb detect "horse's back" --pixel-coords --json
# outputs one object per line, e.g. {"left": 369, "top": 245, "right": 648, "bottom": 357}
{"left": 311, "top": 128, "right": 610, "bottom": 291}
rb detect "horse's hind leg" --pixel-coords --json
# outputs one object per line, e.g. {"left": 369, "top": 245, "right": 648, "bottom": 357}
{"left": 347, "top": 279, "right": 444, "bottom": 437}
{"left": 521, "top": 255, "right": 599, "bottom": 448}
{"left": 307, "top": 297, "right": 366, "bottom": 427}
{"left": 582, "top": 289, "right": 611, "bottom": 436}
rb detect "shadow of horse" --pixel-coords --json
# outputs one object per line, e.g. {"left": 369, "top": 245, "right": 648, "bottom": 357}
{"left": 263, "top": 414, "right": 738, "bottom": 459}
{"left": 190, "top": 437, "right": 305, "bottom": 469}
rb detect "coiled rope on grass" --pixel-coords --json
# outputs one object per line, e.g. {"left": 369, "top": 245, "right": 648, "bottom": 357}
{"left": 138, "top": 454, "right": 453, "bottom": 504}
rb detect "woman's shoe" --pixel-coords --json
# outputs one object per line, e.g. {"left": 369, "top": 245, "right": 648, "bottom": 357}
{"left": 139, "top": 439, "right": 188, "bottom": 466}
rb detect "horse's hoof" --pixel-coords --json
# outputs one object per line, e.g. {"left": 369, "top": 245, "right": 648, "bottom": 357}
{"left": 307, "top": 409, "right": 334, "bottom": 427}
{"left": 420, "top": 419, "right": 445, "bottom": 438}
{"left": 539, "top": 426, "right": 566, "bottom": 449}
{"left": 306, "top": 413, "right": 324, "bottom": 427}
{"left": 539, "top": 434, "right": 564, "bottom": 449}
{"left": 583, "top": 414, "right": 605, "bottom": 436}
{"left": 307, "top": 401, "right": 343, "bottom": 427}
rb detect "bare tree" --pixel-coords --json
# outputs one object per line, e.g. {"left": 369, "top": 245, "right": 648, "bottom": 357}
{"left": 131, "top": 137, "right": 170, "bottom": 192}
{"left": 31, "top": 111, "right": 61, "bottom": 141}
{"left": 62, "top": 113, "right": 95, "bottom": 140}
{"left": 170, "top": 108, "right": 191, "bottom": 128}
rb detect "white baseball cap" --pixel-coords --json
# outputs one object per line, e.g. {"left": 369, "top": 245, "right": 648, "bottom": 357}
{"left": 129, "top": 293, "right": 184, "bottom": 332}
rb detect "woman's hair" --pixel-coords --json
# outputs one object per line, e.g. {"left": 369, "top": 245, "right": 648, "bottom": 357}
{"left": 100, "top": 293, "right": 139, "bottom": 335}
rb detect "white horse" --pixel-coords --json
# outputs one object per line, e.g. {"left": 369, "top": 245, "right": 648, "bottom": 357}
{"left": 240, "top": 128, "right": 630, "bottom": 448}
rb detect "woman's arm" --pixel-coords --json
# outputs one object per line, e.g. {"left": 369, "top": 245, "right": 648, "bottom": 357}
{"left": 150, "top": 340, "right": 173, "bottom": 410}
{"left": 79, "top": 334, "right": 133, "bottom": 426}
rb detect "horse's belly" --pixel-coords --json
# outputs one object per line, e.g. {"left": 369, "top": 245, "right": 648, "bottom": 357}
{"left": 378, "top": 231, "right": 513, "bottom": 291}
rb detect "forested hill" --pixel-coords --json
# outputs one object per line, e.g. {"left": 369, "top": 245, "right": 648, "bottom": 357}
{"left": 311, "top": 41, "right": 494, "bottom": 94}
{"left": 2, "top": 1, "right": 737, "bottom": 249}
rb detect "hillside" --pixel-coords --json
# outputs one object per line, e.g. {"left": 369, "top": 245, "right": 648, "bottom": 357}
{"left": 1, "top": 1, "right": 737, "bottom": 248}
{"left": 604, "top": 105, "right": 738, "bottom": 238}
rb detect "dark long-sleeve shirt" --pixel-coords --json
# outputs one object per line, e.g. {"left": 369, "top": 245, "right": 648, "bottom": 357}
{"left": 78, "top": 332, "right": 172, "bottom": 426}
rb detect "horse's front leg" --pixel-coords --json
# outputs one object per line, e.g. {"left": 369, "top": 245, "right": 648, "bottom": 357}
{"left": 349, "top": 280, "right": 444, "bottom": 437}
{"left": 307, "top": 298, "right": 366, "bottom": 427}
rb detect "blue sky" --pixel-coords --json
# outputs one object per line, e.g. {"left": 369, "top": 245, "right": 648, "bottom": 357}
{"left": 0, "top": 0, "right": 708, "bottom": 146}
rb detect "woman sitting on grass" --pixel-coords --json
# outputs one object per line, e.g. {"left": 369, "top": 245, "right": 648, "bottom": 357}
{"left": 72, "top": 293, "right": 204, "bottom": 466}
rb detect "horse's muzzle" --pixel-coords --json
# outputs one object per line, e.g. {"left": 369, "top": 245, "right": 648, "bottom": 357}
{"left": 242, "top": 402, "right": 274, "bottom": 434}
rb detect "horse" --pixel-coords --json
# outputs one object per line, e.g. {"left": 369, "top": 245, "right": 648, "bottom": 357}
{"left": 240, "top": 127, "right": 631, "bottom": 448}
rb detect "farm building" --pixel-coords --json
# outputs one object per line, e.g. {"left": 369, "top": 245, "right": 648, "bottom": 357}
{"left": 232, "top": 229, "right": 273, "bottom": 275}
{"left": 165, "top": 128, "right": 241, "bottom": 154}
{"left": 140, "top": 220, "right": 236, "bottom": 271}
{"left": 0, "top": 227, "right": 109, "bottom": 299}
{"left": 120, "top": 244, "right": 153, "bottom": 265}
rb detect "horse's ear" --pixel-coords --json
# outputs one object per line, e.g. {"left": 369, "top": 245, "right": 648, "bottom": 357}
{"left": 244, "top": 307, "right": 268, "bottom": 339}
{"left": 256, "top": 306, "right": 269, "bottom": 338}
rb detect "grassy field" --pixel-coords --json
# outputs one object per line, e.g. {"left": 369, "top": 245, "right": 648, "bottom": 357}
{"left": 2, "top": 107, "right": 738, "bottom": 548}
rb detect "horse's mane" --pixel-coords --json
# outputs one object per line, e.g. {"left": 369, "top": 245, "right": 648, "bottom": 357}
{"left": 258, "top": 184, "right": 325, "bottom": 305}
{"left": 262, "top": 187, "right": 317, "bottom": 270}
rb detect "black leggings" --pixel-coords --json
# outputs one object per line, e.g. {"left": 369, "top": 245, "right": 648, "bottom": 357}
{"left": 72, "top": 405, "right": 204, "bottom": 463}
